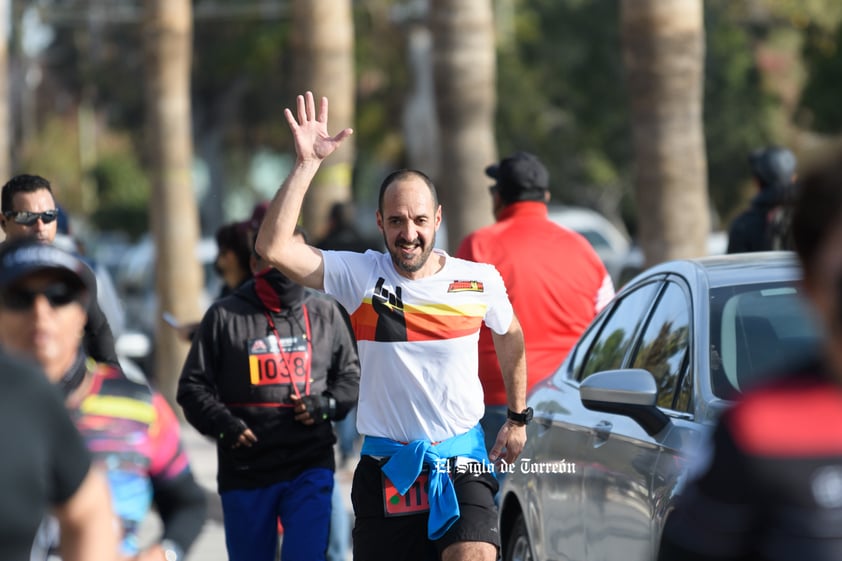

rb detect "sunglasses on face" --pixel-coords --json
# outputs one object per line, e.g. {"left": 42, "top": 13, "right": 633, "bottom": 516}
{"left": 3, "top": 210, "right": 59, "bottom": 226}
{"left": 0, "top": 282, "right": 84, "bottom": 311}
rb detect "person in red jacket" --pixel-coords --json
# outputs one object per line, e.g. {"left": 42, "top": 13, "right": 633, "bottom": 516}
{"left": 456, "top": 151, "right": 615, "bottom": 452}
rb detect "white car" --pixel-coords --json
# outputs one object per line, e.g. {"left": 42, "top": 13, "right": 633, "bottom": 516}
{"left": 547, "top": 205, "right": 631, "bottom": 283}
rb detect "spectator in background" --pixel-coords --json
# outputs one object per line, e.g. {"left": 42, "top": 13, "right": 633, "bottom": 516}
{"left": 456, "top": 151, "right": 615, "bottom": 453}
{"left": 215, "top": 220, "right": 254, "bottom": 299}
{"left": 0, "top": 174, "right": 119, "bottom": 366}
{"left": 727, "top": 146, "right": 798, "bottom": 253}
{"left": 0, "top": 347, "right": 117, "bottom": 561}
{"left": 169, "top": 219, "right": 256, "bottom": 343}
{"left": 317, "top": 201, "right": 382, "bottom": 253}
{"left": 0, "top": 238, "right": 206, "bottom": 560}
{"left": 659, "top": 158, "right": 842, "bottom": 560}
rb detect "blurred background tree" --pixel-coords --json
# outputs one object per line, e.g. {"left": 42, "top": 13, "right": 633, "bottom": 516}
{"left": 20, "top": 0, "right": 837, "bottom": 242}
{"left": 5, "top": 0, "right": 842, "bottom": 387}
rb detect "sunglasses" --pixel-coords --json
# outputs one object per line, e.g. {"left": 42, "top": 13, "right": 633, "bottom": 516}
{"left": 0, "top": 283, "right": 85, "bottom": 311}
{"left": 3, "top": 210, "right": 59, "bottom": 226}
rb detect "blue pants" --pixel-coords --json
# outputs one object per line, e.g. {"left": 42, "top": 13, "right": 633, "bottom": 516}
{"left": 221, "top": 468, "right": 334, "bottom": 561}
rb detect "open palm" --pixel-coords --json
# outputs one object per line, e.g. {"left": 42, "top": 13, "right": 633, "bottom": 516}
{"left": 284, "top": 91, "right": 353, "bottom": 162}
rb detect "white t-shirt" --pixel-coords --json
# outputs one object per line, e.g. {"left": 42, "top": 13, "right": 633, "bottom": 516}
{"left": 323, "top": 249, "right": 513, "bottom": 442}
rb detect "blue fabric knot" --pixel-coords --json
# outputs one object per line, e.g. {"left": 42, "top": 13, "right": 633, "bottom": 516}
{"left": 360, "top": 425, "right": 487, "bottom": 540}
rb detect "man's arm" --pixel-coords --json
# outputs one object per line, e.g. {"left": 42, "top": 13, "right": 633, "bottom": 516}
{"left": 255, "top": 91, "right": 353, "bottom": 290}
{"left": 177, "top": 312, "right": 253, "bottom": 448}
{"left": 489, "top": 313, "right": 528, "bottom": 464}
{"left": 54, "top": 468, "right": 119, "bottom": 561}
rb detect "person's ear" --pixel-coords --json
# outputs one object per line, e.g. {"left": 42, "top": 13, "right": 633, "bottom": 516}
{"left": 544, "top": 190, "right": 551, "bottom": 203}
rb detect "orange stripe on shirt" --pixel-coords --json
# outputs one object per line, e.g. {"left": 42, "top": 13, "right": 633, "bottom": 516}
{"left": 351, "top": 301, "right": 485, "bottom": 342}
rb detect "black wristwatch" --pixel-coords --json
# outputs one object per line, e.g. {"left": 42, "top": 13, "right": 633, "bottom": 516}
{"left": 507, "top": 407, "right": 533, "bottom": 426}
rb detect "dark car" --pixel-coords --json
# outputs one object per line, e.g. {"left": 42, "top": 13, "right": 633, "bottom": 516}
{"left": 499, "top": 251, "right": 821, "bottom": 561}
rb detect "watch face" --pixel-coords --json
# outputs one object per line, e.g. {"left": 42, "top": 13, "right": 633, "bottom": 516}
{"left": 524, "top": 407, "right": 534, "bottom": 423}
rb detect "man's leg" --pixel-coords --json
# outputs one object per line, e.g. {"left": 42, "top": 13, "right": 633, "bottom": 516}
{"left": 441, "top": 541, "right": 498, "bottom": 561}
{"left": 220, "top": 485, "right": 284, "bottom": 561}
{"left": 435, "top": 466, "right": 500, "bottom": 561}
{"left": 278, "top": 467, "right": 334, "bottom": 561}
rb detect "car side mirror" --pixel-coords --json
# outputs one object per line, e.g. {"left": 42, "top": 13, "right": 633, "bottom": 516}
{"left": 579, "top": 369, "right": 671, "bottom": 436}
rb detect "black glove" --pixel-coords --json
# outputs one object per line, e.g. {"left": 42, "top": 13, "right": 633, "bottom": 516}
{"left": 298, "top": 395, "right": 337, "bottom": 424}
{"left": 218, "top": 418, "right": 248, "bottom": 448}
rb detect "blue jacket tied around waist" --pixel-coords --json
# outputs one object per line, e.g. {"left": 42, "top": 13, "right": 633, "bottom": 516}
{"left": 360, "top": 424, "right": 489, "bottom": 540}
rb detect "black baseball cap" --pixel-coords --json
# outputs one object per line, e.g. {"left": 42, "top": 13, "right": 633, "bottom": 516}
{"left": 0, "top": 238, "right": 96, "bottom": 294}
{"left": 486, "top": 151, "right": 549, "bottom": 203}
{"left": 748, "top": 146, "right": 797, "bottom": 190}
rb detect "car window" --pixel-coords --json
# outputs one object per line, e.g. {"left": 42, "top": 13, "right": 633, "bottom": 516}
{"left": 710, "top": 282, "right": 821, "bottom": 398}
{"left": 577, "top": 230, "right": 611, "bottom": 251}
{"left": 630, "top": 281, "right": 690, "bottom": 409}
{"left": 576, "top": 280, "right": 662, "bottom": 382}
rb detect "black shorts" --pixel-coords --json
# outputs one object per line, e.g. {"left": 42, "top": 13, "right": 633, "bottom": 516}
{"left": 351, "top": 455, "right": 500, "bottom": 561}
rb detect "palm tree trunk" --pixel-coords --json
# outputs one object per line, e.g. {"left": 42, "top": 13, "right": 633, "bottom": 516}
{"left": 0, "top": 0, "right": 10, "bottom": 187}
{"left": 291, "top": 0, "right": 355, "bottom": 241}
{"left": 431, "top": 0, "right": 497, "bottom": 252}
{"left": 143, "top": 0, "right": 203, "bottom": 406}
{"left": 621, "top": 0, "right": 709, "bottom": 266}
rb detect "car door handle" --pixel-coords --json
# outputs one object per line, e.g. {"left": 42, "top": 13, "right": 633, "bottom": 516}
{"left": 593, "top": 420, "right": 613, "bottom": 444}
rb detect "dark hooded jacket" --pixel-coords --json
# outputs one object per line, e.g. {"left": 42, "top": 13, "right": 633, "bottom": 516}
{"left": 177, "top": 269, "right": 361, "bottom": 491}
{"left": 727, "top": 187, "right": 788, "bottom": 253}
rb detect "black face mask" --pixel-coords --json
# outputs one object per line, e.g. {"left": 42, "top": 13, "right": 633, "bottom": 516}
{"left": 254, "top": 268, "right": 305, "bottom": 312}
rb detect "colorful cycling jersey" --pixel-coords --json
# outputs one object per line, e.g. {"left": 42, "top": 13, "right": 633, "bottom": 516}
{"left": 323, "top": 248, "right": 513, "bottom": 443}
{"left": 68, "top": 364, "right": 190, "bottom": 556}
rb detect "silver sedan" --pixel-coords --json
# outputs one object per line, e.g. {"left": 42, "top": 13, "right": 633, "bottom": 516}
{"left": 499, "top": 252, "right": 821, "bottom": 561}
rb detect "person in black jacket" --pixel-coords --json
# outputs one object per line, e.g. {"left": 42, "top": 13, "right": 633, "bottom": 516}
{"left": 177, "top": 229, "right": 361, "bottom": 561}
{"left": 727, "top": 146, "right": 798, "bottom": 253}
{"left": 659, "top": 157, "right": 842, "bottom": 561}
{"left": 1, "top": 174, "right": 119, "bottom": 366}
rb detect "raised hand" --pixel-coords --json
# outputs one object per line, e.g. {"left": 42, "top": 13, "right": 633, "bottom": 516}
{"left": 284, "top": 91, "right": 353, "bottom": 163}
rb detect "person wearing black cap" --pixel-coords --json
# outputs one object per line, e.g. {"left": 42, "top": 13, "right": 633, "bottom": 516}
{"left": 0, "top": 238, "right": 206, "bottom": 561}
{"left": 0, "top": 173, "right": 119, "bottom": 366}
{"left": 456, "top": 151, "right": 615, "bottom": 454}
{"left": 727, "top": 146, "right": 798, "bottom": 253}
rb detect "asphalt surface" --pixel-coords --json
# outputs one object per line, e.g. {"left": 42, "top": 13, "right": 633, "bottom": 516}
{"left": 139, "top": 423, "right": 356, "bottom": 561}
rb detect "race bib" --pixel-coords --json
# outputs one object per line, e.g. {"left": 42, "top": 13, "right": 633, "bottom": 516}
{"left": 383, "top": 470, "right": 430, "bottom": 517}
{"left": 247, "top": 334, "right": 310, "bottom": 387}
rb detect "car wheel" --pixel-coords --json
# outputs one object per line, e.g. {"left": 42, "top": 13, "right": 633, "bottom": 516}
{"left": 504, "top": 513, "right": 533, "bottom": 561}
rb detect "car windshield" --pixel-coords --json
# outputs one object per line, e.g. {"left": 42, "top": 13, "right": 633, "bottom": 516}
{"left": 709, "top": 281, "right": 822, "bottom": 399}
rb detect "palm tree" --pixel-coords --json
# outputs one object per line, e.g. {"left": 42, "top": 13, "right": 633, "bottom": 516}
{"left": 143, "top": 0, "right": 203, "bottom": 405}
{"left": 0, "top": 0, "right": 9, "bottom": 185}
{"left": 431, "top": 0, "right": 497, "bottom": 251}
{"left": 291, "top": 0, "right": 355, "bottom": 241}
{"left": 621, "top": 0, "right": 709, "bottom": 266}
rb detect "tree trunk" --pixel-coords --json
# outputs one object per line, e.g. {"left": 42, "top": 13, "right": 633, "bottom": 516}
{"left": 621, "top": 0, "right": 709, "bottom": 267}
{"left": 0, "top": 0, "right": 9, "bottom": 188}
{"left": 291, "top": 0, "right": 355, "bottom": 242}
{"left": 431, "top": 0, "right": 497, "bottom": 252}
{"left": 143, "top": 0, "right": 202, "bottom": 407}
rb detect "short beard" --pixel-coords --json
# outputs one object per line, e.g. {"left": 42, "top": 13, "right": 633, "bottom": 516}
{"left": 384, "top": 231, "right": 436, "bottom": 275}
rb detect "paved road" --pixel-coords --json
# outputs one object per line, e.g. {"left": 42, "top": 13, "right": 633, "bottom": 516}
{"left": 139, "top": 423, "right": 356, "bottom": 561}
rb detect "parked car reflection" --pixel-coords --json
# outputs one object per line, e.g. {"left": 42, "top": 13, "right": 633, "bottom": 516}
{"left": 499, "top": 251, "right": 821, "bottom": 561}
